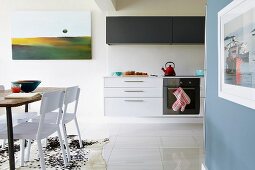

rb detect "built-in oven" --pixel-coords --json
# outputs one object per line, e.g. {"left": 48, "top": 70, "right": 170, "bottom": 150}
{"left": 163, "top": 78, "right": 200, "bottom": 115}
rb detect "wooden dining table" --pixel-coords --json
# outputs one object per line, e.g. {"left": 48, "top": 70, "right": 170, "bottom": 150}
{"left": 0, "top": 87, "right": 64, "bottom": 170}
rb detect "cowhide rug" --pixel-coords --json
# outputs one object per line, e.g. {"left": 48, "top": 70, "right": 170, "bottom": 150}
{"left": 0, "top": 136, "right": 108, "bottom": 170}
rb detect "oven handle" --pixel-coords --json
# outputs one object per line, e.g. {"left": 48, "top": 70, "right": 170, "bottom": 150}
{"left": 167, "top": 87, "right": 196, "bottom": 90}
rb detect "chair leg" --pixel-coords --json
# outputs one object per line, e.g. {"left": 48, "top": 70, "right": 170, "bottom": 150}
{"left": 43, "top": 138, "right": 47, "bottom": 148}
{"left": 1, "top": 139, "right": 6, "bottom": 148}
{"left": 62, "top": 124, "right": 71, "bottom": 161}
{"left": 37, "top": 139, "right": 46, "bottom": 170}
{"left": 25, "top": 139, "right": 32, "bottom": 162}
{"left": 74, "top": 118, "right": 83, "bottom": 148}
{"left": 20, "top": 139, "right": 25, "bottom": 167}
{"left": 57, "top": 128, "right": 68, "bottom": 166}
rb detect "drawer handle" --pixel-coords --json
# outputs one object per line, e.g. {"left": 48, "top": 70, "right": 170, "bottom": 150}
{"left": 124, "top": 90, "right": 144, "bottom": 93}
{"left": 124, "top": 100, "right": 144, "bottom": 102}
{"left": 124, "top": 81, "right": 144, "bottom": 83}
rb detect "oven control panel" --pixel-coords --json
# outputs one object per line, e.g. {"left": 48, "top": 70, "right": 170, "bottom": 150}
{"left": 163, "top": 78, "right": 200, "bottom": 87}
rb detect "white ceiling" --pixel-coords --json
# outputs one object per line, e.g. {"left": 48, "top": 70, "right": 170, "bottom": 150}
{"left": 94, "top": 0, "right": 117, "bottom": 11}
{"left": 95, "top": 0, "right": 206, "bottom": 12}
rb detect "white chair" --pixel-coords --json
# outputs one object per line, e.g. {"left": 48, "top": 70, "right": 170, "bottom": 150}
{"left": 0, "top": 85, "right": 5, "bottom": 147}
{"left": 0, "top": 85, "right": 38, "bottom": 148}
{"left": 61, "top": 86, "right": 82, "bottom": 161}
{"left": 0, "top": 90, "right": 68, "bottom": 169}
{"left": 0, "top": 85, "right": 5, "bottom": 129}
{"left": 28, "top": 86, "right": 82, "bottom": 161}
{"left": 0, "top": 85, "right": 4, "bottom": 90}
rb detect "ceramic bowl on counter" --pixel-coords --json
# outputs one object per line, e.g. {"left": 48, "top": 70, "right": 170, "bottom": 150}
{"left": 112, "top": 72, "right": 123, "bottom": 76}
{"left": 195, "top": 70, "right": 204, "bottom": 77}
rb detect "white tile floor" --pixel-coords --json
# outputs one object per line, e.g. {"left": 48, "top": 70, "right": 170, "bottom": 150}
{"left": 102, "top": 123, "right": 204, "bottom": 170}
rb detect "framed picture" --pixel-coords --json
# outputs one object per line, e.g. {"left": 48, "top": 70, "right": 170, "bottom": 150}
{"left": 11, "top": 11, "right": 91, "bottom": 60}
{"left": 218, "top": 0, "right": 255, "bottom": 109}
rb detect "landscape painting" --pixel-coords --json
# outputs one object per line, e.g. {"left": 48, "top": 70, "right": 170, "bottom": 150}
{"left": 11, "top": 11, "right": 91, "bottom": 60}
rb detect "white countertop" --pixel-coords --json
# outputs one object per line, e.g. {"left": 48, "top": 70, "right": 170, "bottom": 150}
{"left": 105, "top": 75, "right": 204, "bottom": 78}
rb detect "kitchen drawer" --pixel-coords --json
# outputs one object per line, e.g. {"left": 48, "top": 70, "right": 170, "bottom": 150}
{"left": 104, "top": 77, "right": 162, "bottom": 88}
{"left": 104, "top": 88, "right": 162, "bottom": 98}
{"left": 104, "top": 98, "right": 163, "bottom": 117}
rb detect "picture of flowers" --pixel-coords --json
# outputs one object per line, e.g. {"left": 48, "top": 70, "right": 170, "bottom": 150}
{"left": 11, "top": 11, "right": 91, "bottom": 60}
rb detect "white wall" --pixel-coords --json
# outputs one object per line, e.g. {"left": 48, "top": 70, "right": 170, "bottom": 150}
{"left": 0, "top": 0, "right": 206, "bottom": 129}
{"left": 115, "top": 0, "right": 205, "bottom": 16}
{"left": 0, "top": 0, "right": 107, "bottom": 123}
{"left": 108, "top": 45, "right": 205, "bottom": 76}
{"left": 107, "top": 0, "right": 206, "bottom": 76}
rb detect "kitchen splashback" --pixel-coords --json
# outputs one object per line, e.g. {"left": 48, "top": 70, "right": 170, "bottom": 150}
{"left": 107, "top": 45, "right": 205, "bottom": 76}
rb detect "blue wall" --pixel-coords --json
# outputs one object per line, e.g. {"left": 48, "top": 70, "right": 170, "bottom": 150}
{"left": 206, "top": 0, "right": 255, "bottom": 170}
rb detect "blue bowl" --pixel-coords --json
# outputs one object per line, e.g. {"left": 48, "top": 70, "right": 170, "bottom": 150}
{"left": 112, "top": 72, "right": 122, "bottom": 76}
{"left": 195, "top": 70, "right": 204, "bottom": 77}
{"left": 12, "top": 80, "right": 41, "bottom": 93}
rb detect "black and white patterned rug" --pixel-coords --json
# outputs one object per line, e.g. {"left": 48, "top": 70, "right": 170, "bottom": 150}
{"left": 0, "top": 136, "right": 109, "bottom": 169}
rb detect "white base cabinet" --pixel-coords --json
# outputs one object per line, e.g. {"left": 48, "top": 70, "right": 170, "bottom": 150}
{"left": 104, "top": 88, "right": 162, "bottom": 98}
{"left": 105, "top": 98, "right": 162, "bottom": 117}
{"left": 200, "top": 98, "right": 205, "bottom": 117}
{"left": 104, "top": 77, "right": 163, "bottom": 117}
{"left": 104, "top": 77, "right": 205, "bottom": 117}
{"left": 200, "top": 77, "right": 205, "bottom": 116}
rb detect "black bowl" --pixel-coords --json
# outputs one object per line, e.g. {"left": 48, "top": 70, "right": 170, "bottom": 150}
{"left": 12, "top": 80, "right": 41, "bottom": 93}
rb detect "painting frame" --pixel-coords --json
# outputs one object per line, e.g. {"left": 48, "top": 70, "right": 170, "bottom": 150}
{"left": 218, "top": 0, "right": 255, "bottom": 109}
{"left": 11, "top": 11, "right": 92, "bottom": 60}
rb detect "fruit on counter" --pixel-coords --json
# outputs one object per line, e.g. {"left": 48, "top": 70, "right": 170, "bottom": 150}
{"left": 124, "top": 71, "right": 134, "bottom": 75}
{"left": 124, "top": 71, "right": 148, "bottom": 75}
{"left": 135, "top": 72, "right": 148, "bottom": 75}
{"left": 11, "top": 86, "right": 21, "bottom": 93}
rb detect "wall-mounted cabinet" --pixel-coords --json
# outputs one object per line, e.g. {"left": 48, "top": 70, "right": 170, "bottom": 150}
{"left": 106, "top": 16, "right": 205, "bottom": 45}
{"left": 172, "top": 17, "right": 205, "bottom": 43}
{"left": 106, "top": 17, "right": 172, "bottom": 44}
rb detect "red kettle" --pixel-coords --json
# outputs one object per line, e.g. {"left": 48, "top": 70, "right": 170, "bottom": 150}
{"left": 161, "top": 62, "right": 176, "bottom": 76}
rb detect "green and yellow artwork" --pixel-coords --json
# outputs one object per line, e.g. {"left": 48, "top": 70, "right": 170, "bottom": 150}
{"left": 11, "top": 11, "right": 92, "bottom": 60}
{"left": 12, "top": 36, "right": 91, "bottom": 60}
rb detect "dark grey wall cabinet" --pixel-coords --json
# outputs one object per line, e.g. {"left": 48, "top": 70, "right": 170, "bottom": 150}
{"left": 106, "top": 17, "right": 172, "bottom": 44}
{"left": 106, "top": 16, "right": 205, "bottom": 44}
{"left": 172, "top": 17, "right": 205, "bottom": 43}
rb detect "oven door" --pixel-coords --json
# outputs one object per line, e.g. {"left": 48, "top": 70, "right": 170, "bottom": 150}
{"left": 163, "top": 87, "right": 200, "bottom": 115}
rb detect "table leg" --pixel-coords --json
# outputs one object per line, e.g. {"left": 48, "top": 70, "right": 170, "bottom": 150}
{"left": 24, "top": 104, "right": 28, "bottom": 147}
{"left": 6, "top": 107, "right": 15, "bottom": 170}
{"left": 25, "top": 104, "right": 28, "bottom": 112}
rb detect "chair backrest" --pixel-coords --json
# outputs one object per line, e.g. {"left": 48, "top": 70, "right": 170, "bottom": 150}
{"left": 37, "top": 90, "right": 65, "bottom": 139}
{"left": 63, "top": 86, "right": 80, "bottom": 118}
{"left": 0, "top": 85, "right": 5, "bottom": 90}
{"left": 64, "top": 86, "right": 79, "bottom": 105}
